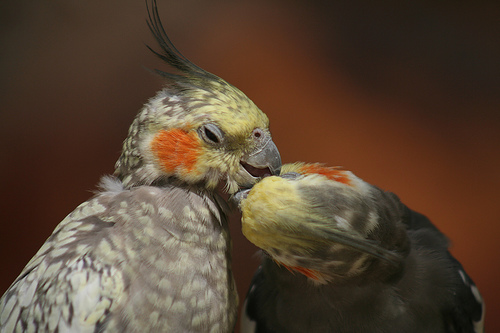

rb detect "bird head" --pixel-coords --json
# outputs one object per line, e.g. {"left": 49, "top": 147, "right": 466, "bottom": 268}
{"left": 235, "top": 163, "right": 409, "bottom": 284}
{"left": 114, "top": 1, "right": 281, "bottom": 193}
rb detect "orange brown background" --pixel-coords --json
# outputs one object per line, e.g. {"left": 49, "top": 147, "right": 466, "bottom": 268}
{"left": 1, "top": 1, "right": 498, "bottom": 331}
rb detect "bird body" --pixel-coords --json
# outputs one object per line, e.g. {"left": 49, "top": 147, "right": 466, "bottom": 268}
{"left": 1, "top": 180, "right": 236, "bottom": 332}
{"left": 0, "top": 1, "right": 281, "bottom": 331}
{"left": 236, "top": 163, "right": 484, "bottom": 333}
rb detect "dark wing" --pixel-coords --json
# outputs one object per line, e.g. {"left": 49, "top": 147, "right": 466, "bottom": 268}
{"left": 442, "top": 253, "right": 485, "bottom": 333}
{"left": 405, "top": 208, "right": 485, "bottom": 333}
{"left": 241, "top": 265, "right": 275, "bottom": 333}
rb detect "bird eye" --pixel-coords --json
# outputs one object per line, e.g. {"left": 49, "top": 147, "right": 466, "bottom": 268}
{"left": 205, "top": 127, "right": 219, "bottom": 143}
{"left": 253, "top": 128, "right": 263, "bottom": 139}
{"left": 199, "top": 124, "right": 224, "bottom": 145}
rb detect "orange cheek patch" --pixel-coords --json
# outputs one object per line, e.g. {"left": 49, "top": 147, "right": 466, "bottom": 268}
{"left": 298, "top": 164, "right": 351, "bottom": 185}
{"left": 151, "top": 129, "right": 200, "bottom": 174}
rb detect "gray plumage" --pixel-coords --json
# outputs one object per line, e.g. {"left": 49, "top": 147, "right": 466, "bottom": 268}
{"left": 1, "top": 180, "right": 236, "bottom": 332}
{"left": 236, "top": 164, "right": 484, "bottom": 333}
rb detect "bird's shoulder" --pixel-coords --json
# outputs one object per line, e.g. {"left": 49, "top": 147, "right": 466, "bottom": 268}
{"left": 0, "top": 182, "right": 130, "bottom": 331}
{"left": 0, "top": 180, "right": 154, "bottom": 330}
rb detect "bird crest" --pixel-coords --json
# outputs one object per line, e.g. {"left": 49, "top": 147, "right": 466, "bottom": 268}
{"left": 145, "top": 0, "right": 245, "bottom": 106}
{"left": 114, "top": 0, "right": 280, "bottom": 191}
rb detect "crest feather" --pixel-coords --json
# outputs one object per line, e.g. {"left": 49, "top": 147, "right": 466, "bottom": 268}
{"left": 146, "top": 0, "right": 222, "bottom": 85}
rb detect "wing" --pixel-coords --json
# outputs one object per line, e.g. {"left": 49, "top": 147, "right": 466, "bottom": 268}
{"left": 1, "top": 254, "right": 124, "bottom": 332}
{"left": 405, "top": 207, "right": 448, "bottom": 242}
{"left": 440, "top": 253, "right": 485, "bottom": 333}
{"left": 240, "top": 265, "right": 269, "bottom": 333}
{"left": 405, "top": 208, "right": 485, "bottom": 333}
{"left": 0, "top": 198, "right": 125, "bottom": 332}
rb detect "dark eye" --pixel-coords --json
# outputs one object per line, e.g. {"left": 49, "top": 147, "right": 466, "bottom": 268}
{"left": 205, "top": 127, "right": 219, "bottom": 143}
{"left": 253, "top": 128, "right": 263, "bottom": 139}
{"left": 199, "top": 124, "right": 224, "bottom": 145}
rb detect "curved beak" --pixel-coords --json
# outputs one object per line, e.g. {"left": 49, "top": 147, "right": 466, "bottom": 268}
{"left": 241, "top": 137, "right": 282, "bottom": 178}
{"left": 231, "top": 135, "right": 280, "bottom": 204}
{"left": 232, "top": 188, "right": 251, "bottom": 207}
{"left": 233, "top": 134, "right": 281, "bottom": 191}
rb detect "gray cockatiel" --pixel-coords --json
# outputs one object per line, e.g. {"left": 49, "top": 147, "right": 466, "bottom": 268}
{"left": 235, "top": 162, "right": 484, "bottom": 333}
{"left": 0, "top": 1, "right": 281, "bottom": 332}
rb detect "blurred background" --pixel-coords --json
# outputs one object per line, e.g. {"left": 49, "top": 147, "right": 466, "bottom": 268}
{"left": 1, "top": 1, "right": 498, "bottom": 331}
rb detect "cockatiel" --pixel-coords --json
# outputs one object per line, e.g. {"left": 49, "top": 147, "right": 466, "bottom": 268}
{"left": 235, "top": 163, "right": 484, "bottom": 333}
{"left": 0, "top": 1, "right": 281, "bottom": 332}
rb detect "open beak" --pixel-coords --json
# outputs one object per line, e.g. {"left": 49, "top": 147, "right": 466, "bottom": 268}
{"left": 241, "top": 138, "right": 281, "bottom": 177}
{"left": 237, "top": 135, "right": 282, "bottom": 188}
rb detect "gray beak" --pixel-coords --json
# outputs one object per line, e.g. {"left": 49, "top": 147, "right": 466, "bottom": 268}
{"left": 232, "top": 188, "right": 251, "bottom": 207}
{"left": 240, "top": 137, "right": 282, "bottom": 178}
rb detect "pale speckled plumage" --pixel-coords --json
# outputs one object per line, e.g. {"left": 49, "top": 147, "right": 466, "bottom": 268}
{"left": 1, "top": 180, "right": 237, "bottom": 332}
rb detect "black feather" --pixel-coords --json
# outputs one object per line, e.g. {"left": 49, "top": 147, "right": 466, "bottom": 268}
{"left": 145, "top": 0, "right": 219, "bottom": 83}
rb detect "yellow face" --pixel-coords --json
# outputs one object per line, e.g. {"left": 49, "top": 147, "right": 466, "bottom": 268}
{"left": 111, "top": 0, "right": 280, "bottom": 192}
{"left": 141, "top": 83, "right": 280, "bottom": 193}
{"left": 237, "top": 163, "right": 404, "bottom": 283}
{"left": 240, "top": 163, "right": 358, "bottom": 252}
{"left": 116, "top": 8, "right": 281, "bottom": 191}
{"left": 241, "top": 176, "right": 306, "bottom": 250}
